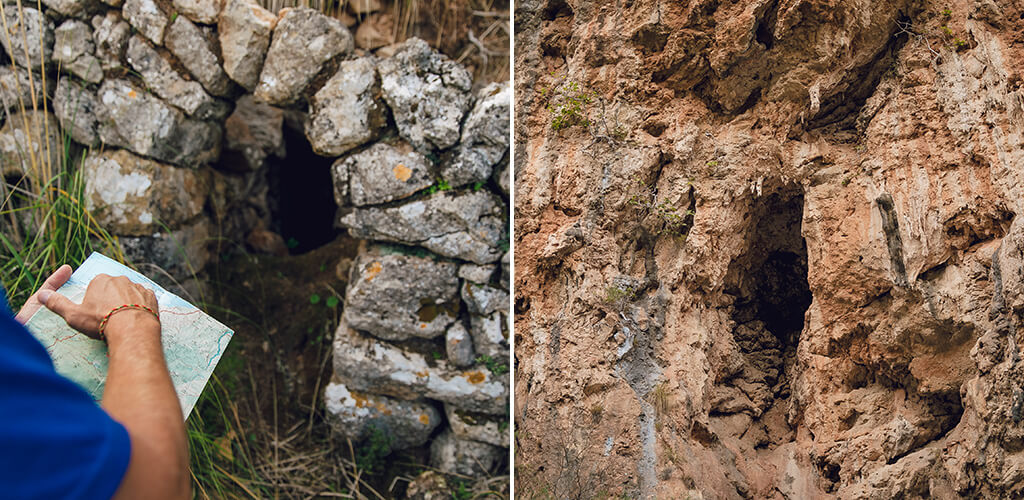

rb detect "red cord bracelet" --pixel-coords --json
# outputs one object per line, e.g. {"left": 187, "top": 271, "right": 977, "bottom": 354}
{"left": 97, "top": 304, "right": 160, "bottom": 341}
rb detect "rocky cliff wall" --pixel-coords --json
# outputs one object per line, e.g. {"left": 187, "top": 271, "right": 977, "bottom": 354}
{"left": 0, "top": 0, "right": 509, "bottom": 479}
{"left": 514, "top": 0, "right": 1024, "bottom": 498}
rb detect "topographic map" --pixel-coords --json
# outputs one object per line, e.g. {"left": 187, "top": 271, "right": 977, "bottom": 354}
{"left": 24, "top": 252, "right": 233, "bottom": 419}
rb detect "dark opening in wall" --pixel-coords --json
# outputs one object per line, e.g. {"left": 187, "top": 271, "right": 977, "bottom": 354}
{"left": 267, "top": 126, "right": 339, "bottom": 254}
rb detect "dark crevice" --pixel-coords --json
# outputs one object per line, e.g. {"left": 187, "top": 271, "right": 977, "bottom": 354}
{"left": 266, "top": 126, "right": 339, "bottom": 254}
{"left": 754, "top": 0, "right": 780, "bottom": 49}
{"left": 876, "top": 193, "right": 908, "bottom": 286}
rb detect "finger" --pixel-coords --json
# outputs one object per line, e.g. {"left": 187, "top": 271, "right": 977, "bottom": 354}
{"left": 40, "top": 265, "right": 73, "bottom": 292}
{"left": 41, "top": 292, "right": 81, "bottom": 322}
{"left": 14, "top": 265, "right": 74, "bottom": 323}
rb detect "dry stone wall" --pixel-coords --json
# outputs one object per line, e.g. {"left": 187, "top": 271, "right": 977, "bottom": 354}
{"left": 0, "top": 0, "right": 509, "bottom": 478}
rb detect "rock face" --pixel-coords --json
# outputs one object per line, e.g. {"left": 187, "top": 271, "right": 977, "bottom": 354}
{"left": 222, "top": 94, "right": 284, "bottom": 171}
{"left": 125, "top": 35, "right": 226, "bottom": 119}
{"left": 378, "top": 38, "right": 472, "bottom": 152}
{"left": 53, "top": 77, "right": 100, "bottom": 146}
{"left": 1, "top": 7, "right": 54, "bottom": 71}
{"left": 253, "top": 8, "right": 352, "bottom": 105}
{"left": 323, "top": 382, "right": 441, "bottom": 453}
{"left": 91, "top": 11, "right": 130, "bottom": 70}
{"left": 0, "top": 111, "right": 61, "bottom": 181}
{"left": 429, "top": 429, "right": 503, "bottom": 476}
{"left": 334, "top": 142, "right": 433, "bottom": 206}
{"left": 54, "top": 20, "right": 103, "bottom": 83}
{"left": 218, "top": 0, "right": 275, "bottom": 91}
{"left": 443, "top": 82, "right": 511, "bottom": 187}
{"left": 0, "top": 66, "right": 46, "bottom": 113}
{"left": 164, "top": 15, "right": 233, "bottom": 97}
{"left": 514, "top": 0, "right": 1024, "bottom": 498}
{"left": 305, "top": 57, "right": 385, "bottom": 156}
{"left": 123, "top": 0, "right": 167, "bottom": 44}
{"left": 172, "top": 0, "right": 221, "bottom": 24}
{"left": 43, "top": 0, "right": 102, "bottom": 18}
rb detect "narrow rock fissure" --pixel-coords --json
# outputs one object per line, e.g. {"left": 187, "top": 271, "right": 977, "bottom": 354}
{"left": 266, "top": 125, "right": 340, "bottom": 254}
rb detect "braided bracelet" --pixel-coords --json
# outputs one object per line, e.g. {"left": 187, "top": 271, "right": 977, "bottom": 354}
{"left": 97, "top": 304, "right": 160, "bottom": 341}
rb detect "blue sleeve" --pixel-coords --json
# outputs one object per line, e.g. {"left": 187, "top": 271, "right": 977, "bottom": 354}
{"left": 0, "top": 300, "right": 131, "bottom": 499}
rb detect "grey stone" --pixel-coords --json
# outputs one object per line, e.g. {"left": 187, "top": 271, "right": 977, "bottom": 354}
{"left": 444, "top": 404, "right": 509, "bottom": 448}
{"left": 96, "top": 79, "right": 222, "bottom": 167}
{"left": 429, "top": 429, "right": 503, "bottom": 476}
{"left": 253, "top": 7, "right": 352, "bottom": 106}
{"left": 123, "top": 0, "right": 168, "bottom": 44}
{"left": 165, "top": 15, "right": 233, "bottom": 97}
{"left": 338, "top": 190, "right": 507, "bottom": 264}
{"left": 222, "top": 94, "right": 284, "bottom": 171}
{"left": 91, "top": 11, "right": 130, "bottom": 70}
{"left": 470, "top": 311, "right": 508, "bottom": 360}
{"left": 332, "top": 325, "right": 508, "bottom": 414}
{"left": 42, "top": 0, "right": 101, "bottom": 19}
{"left": 125, "top": 35, "right": 227, "bottom": 120}
{"left": 119, "top": 217, "right": 212, "bottom": 278}
{"left": 53, "top": 77, "right": 100, "bottom": 146}
{"left": 83, "top": 149, "right": 209, "bottom": 236}
{"left": 305, "top": 57, "right": 385, "bottom": 156}
{"left": 342, "top": 251, "right": 459, "bottom": 341}
{"left": 1, "top": 7, "right": 54, "bottom": 71}
{"left": 0, "top": 65, "right": 46, "bottom": 113}
{"left": 445, "top": 321, "right": 475, "bottom": 368}
{"left": 442, "top": 82, "right": 510, "bottom": 187}
{"left": 54, "top": 20, "right": 102, "bottom": 83}
{"left": 378, "top": 38, "right": 472, "bottom": 152}
{"left": 218, "top": 0, "right": 275, "bottom": 91}
{"left": 331, "top": 156, "right": 348, "bottom": 205}
{"left": 173, "top": 0, "right": 222, "bottom": 24}
{"left": 461, "top": 282, "right": 507, "bottom": 316}
{"left": 458, "top": 263, "right": 495, "bottom": 284}
{"left": 0, "top": 111, "right": 61, "bottom": 181}
{"left": 500, "top": 251, "right": 509, "bottom": 290}
{"left": 323, "top": 381, "right": 441, "bottom": 453}
{"left": 494, "top": 157, "right": 509, "bottom": 196}
{"left": 336, "top": 142, "right": 433, "bottom": 207}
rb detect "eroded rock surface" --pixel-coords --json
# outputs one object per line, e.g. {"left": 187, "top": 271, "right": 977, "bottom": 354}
{"left": 218, "top": 0, "right": 275, "bottom": 91}
{"left": 305, "top": 57, "right": 385, "bottom": 156}
{"left": 254, "top": 7, "right": 352, "bottom": 105}
{"left": 324, "top": 381, "right": 441, "bottom": 453}
{"left": 1, "top": 7, "right": 54, "bottom": 71}
{"left": 333, "top": 142, "right": 433, "bottom": 206}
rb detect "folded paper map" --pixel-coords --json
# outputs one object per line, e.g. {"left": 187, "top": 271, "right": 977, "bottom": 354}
{"left": 24, "top": 252, "right": 233, "bottom": 419}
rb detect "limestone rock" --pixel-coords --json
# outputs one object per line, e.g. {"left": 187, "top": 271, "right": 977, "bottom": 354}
{"left": 338, "top": 191, "right": 507, "bottom": 264}
{"left": 42, "top": 0, "right": 102, "bottom": 18}
{"left": 305, "top": 57, "right": 385, "bottom": 156}
{"left": 442, "top": 82, "right": 510, "bottom": 188}
{"left": 445, "top": 404, "right": 509, "bottom": 448}
{"left": 0, "top": 66, "right": 46, "bottom": 113}
{"left": 330, "top": 156, "right": 348, "bottom": 205}
{"left": 378, "top": 38, "right": 471, "bottom": 152}
{"left": 119, "top": 217, "right": 212, "bottom": 278}
{"left": 494, "top": 158, "right": 509, "bottom": 197}
{"left": 125, "top": 35, "right": 227, "bottom": 120}
{"left": 53, "top": 77, "right": 100, "bottom": 146}
{"left": 499, "top": 251, "right": 509, "bottom": 290}
{"left": 253, "top": 7, "right": 352, "bottom": 106}
{"left": 332, "top": 325, "right": 508, "bottom": 414}
{"left": 0, "top": 111, "right": 61, "bottom": 181}
{"left": 222, "top": 94, "right": 284, "bottom": 171}
{"left": 429, "top": 429, "right": 502, "bottom": 476}
{"left": 323, "top": 382, "right": 441, "bottom": 453}
{"left": 342, "top": 251, "right": 459, "bottom": 341}
{"left": 123, "top": 0, "right": 168, "bottom": 44}
{"left": 91, "top": 11, "right": 130, "bottom": 70}
{"left": 445, "top": 321, "right": 475, "bottom": 368}
{"left": 470, "top": 311, "right": 508, "bottom": 360}
{"left": 334, "top": 143, "right": 433, "bottom": 207}
{"left": 459, "top": 263, "right": 496, "bottom": 284}
{"left": 54, "top": 20, "right": 102, "bottom": 83}
{"left": 218, "top": 0, "right": 275, "bottom": 91}
{"left": 173, "top": 0, "right": 222, "bottom": 24}
{"left": 82, "top": 149, "right": 208, "bottom": 236}
{"left": 165, "top": 15, "right": 233, "bottom": 97}
{"left": 461, "top": 282, "right": 507, "bottom": 316}
{"left": 0, "top": 7, "right": 54, "bottom": 71}
{"left": 96, "top": 79, "right": 222, "bottom": 167}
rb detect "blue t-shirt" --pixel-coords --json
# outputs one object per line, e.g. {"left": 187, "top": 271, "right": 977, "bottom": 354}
{"left": 0, "top": 294, "right": 131, "bottom": 499}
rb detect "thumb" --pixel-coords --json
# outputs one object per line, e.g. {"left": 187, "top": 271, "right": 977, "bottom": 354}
{"left": 40, "top": 291, "right": 77, "bottom": 319}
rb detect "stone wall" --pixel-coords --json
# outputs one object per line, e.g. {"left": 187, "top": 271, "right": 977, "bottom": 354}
{"left": 0, "top": 0, "right": 509, "bottom": 478}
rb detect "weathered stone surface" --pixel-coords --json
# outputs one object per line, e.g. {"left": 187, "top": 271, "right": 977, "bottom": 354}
{"left": 123, "top": 0, "right": 168, "bottom": 44}
{"left": 96, "top": 79, "right": 222, "bottom": 167}
{"left": 0, "top": 111, "right": 61, "bottom": 181}
{"left": 165, "top": 15, "right": 233, "bottom": 97}
{"left": 42, "top": 0, "right": 102, "bottom": 18}
{"left": 323, "top": 381, "right": 441, "bottom": 453}
{"left": 342, "top": 251, "right": 458, "bottom": 341}
{"left": 378, "top": 38, "right": 471, "bottom": 152}
{"left": 222, "top": 94, "right": 284, "bottom": 171}
{"left": 82, "top": 149, "right": 208, "bottom": 236}
{"left": 125, "top": 35, "right": 227, "bottom": 120}
{"left": 494, "top": 157, "right": 509, "bottom": 197}
{"left": 91, "top": 11, "right": 130, "bottom": 70}
{"left": 470, "top": 311, "right": 507, "bottom": 360}
{"left": 338, "top": 191, "right": 506, "bottom": 264}
{"left": 459, "top": 263, "right": 495, "bottom": 284}
{"left": 332, "top": 325, "right": 508, "bottom": 414}
{"left": 429, "top": 429, "right": 502, "bottom": 476}
{"left": 443, "top": 82, "right": 510, "bottom": 187}
{"left": 1, "top": 7, "right": 54, "bottom": 71}
{"left": 461, "top": 282, "right": 507, "bottom": 316}
{"left": 119, "top": 217, "right": 212, "bottom": 278}
{"left": 54, "top": 20, "right": 102, "bottom": 83}
{"left": 444, "top": 404, "right": 509, "bottom": 448}
{"left": 330, "top": 156, "right": 348, "bottom": 205}
{"left": 53, "top": 77, "right": 100, "bottom": 146}
{"left": 499, "top": 251, "right": 508, "bottom": 290}
{"left": 305, "top": 57, "right": 385, "bottom": 156}
{"left": 445, "top": 321, "right": 475, "bottom": 368}
{"left": 0, "top": 66, "right": 45, "bottom": 113}
{"left": 253, "top": 7, "right": 352, "bottom": 106}
{"left": 334, "top": 143, "right": 433, "bottom": 207}
{"left": 218, "top": 0, "right": 275, "bottom": 91}
{"left": 172, "top": 0, "right": 222, "bottom": 24}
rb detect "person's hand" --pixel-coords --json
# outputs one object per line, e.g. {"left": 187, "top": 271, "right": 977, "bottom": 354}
{"left": 15, "top": 265, "right": 73, "bottom": 324}
{"left": 39, "top": 274, "right": 160, "bottom": 340}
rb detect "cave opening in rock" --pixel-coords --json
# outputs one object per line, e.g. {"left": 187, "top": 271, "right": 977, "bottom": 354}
{"left": 267, "top": 126, "right": 340, "bottom": 254}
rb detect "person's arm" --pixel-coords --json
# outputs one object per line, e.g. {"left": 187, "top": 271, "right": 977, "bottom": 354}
{"left": 40, "top": 274, "right": 191, "bottom": 500}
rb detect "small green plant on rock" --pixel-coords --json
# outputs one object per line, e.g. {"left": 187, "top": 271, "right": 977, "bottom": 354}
{"left": 604, "top": 284, "right": 636, "bottom": 304}
{"left": 628, "top": 177, "right": 695, "bottom": 239}
{"left": 355, "top": 425, "right": 392, "bottom": 475}
{"left": 476, "top": 354, "right": 509, "bottom": 375}
{"left": 541, "top": 78, "right": 595, "bottom": 131}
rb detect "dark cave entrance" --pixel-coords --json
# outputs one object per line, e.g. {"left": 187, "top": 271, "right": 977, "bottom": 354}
{"left": 267, "top": 126, "right": 340, "bottom": 254}
{"left": 720, "top": 186, "right": 812, "bottom": 446}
